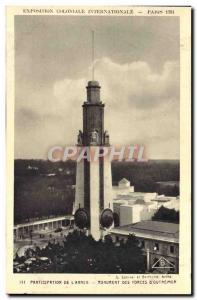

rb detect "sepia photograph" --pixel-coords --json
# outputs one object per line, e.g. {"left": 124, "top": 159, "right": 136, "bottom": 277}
{"left": 6, "top": 6, "right": 191, "bottom": 295}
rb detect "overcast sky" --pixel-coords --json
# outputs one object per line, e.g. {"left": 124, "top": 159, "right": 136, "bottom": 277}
{"left": 15, "top": 15, "right": 180, "bottom": 159}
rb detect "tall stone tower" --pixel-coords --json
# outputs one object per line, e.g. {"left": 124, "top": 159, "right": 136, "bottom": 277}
{"left": 74, "top": 80, "right": 114, "bottom": 240}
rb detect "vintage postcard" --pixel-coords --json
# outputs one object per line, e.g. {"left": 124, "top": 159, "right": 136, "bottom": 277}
{"left": 6, "top": 6, "right": 191, "bottom": 295}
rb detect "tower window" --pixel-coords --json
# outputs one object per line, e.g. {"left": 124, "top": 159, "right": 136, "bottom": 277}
{"left": 153, "top": 243, "right": 159, "bottom": 251}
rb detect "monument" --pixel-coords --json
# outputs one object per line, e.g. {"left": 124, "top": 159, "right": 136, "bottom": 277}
{"left": 74, "top": 80, "right": 114, "bottom": 240}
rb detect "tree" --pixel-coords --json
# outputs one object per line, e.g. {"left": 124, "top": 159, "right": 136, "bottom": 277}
{"left": 16, "top": 231, "right": 145, "bottom": 274}
{"left": 152, "top": 206, "right": 179, "bottom": 223}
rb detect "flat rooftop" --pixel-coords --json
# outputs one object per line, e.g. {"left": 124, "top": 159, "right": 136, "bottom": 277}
{"left": 110, "top": 220, "right": 179, "bottom": 243}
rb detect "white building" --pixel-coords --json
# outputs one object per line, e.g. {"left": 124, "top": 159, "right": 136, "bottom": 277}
{"left": 151, "top": 195, "right": 180, "bottom": 211}
{"left": 120, "top": 204, "right": 143, "bottom": 226}
{"left": 112, "top": 178, "right": 134, "bottom": 198}
{"left": 113, "top": 178, "right": 179, "bottom": 226}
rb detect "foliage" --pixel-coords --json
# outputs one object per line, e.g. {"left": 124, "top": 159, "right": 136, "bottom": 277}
{"left": 152, "top": 206, "right": 179, "bottom": 223}
{"left": 15, "top": 231, "right": 146, "bottom": 274}
{"left": 14, "top": 160, "right": 75, "bottom": 223}
{"left": 14, "top": 159, "right": 179, "bottom": 224}
{"left": 112, "top": 160, "right": 179, "bottom": 195}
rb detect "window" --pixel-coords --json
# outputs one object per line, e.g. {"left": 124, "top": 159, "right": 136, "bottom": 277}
{"left": 140, "top": 240, "right": 145, "bottom": 248}
{"left": 153, "top": 243, "right": 159, "bottom": 251}
{"left": 170, "top": 245, "right": 175, "bottom": 254}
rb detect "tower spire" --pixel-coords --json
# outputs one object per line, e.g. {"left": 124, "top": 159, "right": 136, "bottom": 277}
{"left": 92, "top": 30, "right": 94, "bottom": 80}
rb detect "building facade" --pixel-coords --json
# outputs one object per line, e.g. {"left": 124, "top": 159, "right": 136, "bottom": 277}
{"left": 14, "top": 215, "right": 74, "bottom": 240}
{"left": 110, "top": 220, "right": 179, "bottom": 273}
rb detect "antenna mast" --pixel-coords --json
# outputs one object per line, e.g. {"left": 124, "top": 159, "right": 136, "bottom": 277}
{"left": 92, "top": 30, "right": 94, "bottom": 80}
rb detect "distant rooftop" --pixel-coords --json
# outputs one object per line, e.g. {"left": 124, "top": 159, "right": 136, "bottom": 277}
{"left": 114, "top": 195, "right": 136, "bottom": 200}
{"left": 119, "top": 178, "right": 130, "bottom": 184}
{"left": 152, "top": 196, "right": 178, "bottom": 202}
{"left": 135, "top": 199, "right": 145, "bottom": 205}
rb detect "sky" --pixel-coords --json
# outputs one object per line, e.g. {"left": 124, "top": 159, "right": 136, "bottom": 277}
{"left": 15, "top": 15, "right": 180, "bottom": 159}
